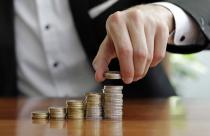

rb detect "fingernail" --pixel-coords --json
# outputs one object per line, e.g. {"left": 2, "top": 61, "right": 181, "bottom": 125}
{"left": 133, "top": 78, "right": 138, "bottom": 82}
{"left": 133, "top": 77, "right": 142, "bottom": 82}
{"left": 123, "top": 77, "right": 133, "bottom": 84}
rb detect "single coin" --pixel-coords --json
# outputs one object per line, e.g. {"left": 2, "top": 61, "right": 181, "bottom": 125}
{"left": 48, "top": 106, "right": 66, "bottom": 113}
{"left": 104, "top": 85, "right": 123, "bottom": 90}
{"left": 66, "top": 100, "right": 83, "bottom": 105}
{"left": 104, "top": 71, "right": 121, "bottom": 79}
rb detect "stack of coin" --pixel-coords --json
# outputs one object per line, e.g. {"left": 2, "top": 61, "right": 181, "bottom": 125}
{"left": 66, "top": 100, "right": 84, "bottom": 119}
{"left": 103, "top": 86, "right": 123, "bottom": 120}
{"left": 31, "top": 111, "right": 49, "bottom": 119}
{"left": 85, "top": 93, "right": 102, "bottom": 119}
{"left": 48, "top": 107, "right": 66, "bottom": 120}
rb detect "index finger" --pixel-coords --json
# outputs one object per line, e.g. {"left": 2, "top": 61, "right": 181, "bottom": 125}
{"left": 106, "top": 12, "right": 134, "bottom": 84}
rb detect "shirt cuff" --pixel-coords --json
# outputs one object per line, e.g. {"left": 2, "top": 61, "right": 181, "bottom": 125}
{"left": 154, "top": 2, "right": 205, "bottom": 45}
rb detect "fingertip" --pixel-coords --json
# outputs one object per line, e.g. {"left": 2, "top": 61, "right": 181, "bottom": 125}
{"left": 122, "top": 77, "right": 133, "bottom": 84}
{"left": 95, "top": 69, "right": 106, "bottom": 82}
{"left": 121, "top": 69, "right": 134, "bottom": 84}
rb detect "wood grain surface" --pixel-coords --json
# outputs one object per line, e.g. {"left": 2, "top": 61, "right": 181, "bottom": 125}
{"left": 0, "top": 97, "right": 210, "bottom": 136}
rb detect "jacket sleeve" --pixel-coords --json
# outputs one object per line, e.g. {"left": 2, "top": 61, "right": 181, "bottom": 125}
{"left": 165, "top": 0, "right": 210, "bottom": 53}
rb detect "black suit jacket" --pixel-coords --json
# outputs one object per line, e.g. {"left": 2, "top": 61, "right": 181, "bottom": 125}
{"left": 0, "top": 0, "right": 209, "bottom": 97}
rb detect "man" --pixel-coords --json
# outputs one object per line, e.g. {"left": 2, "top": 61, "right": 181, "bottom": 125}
{"left": 0, "top": 0, "right": 209, "bottom": 97}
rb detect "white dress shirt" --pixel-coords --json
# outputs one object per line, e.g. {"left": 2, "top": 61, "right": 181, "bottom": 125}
{"left": 14, "top": 0, "right": 205, "bottom": 97}
{"left": 155, "top": 2, "right": 205, "bottom": 45}
{"left": 14, "top": 0, "right": 99, "bottom": 97}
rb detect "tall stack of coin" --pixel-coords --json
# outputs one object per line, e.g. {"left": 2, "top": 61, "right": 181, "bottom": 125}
{"left": 31, "top": 111, "right": 49, "bottom": 119}
{"left": 48, "top": 107, "right": 66, "bottom": 120}
{"left": 85, "top": 93, "right": 102, "bottom": 119}
{"left": 103, "top": 85, "right": 123, "bottom": 120}
{"left": 66, "top": 100, "right": 84, "bottom": 119}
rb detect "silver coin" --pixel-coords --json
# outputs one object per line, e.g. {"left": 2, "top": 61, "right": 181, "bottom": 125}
{"left": 104, "top": 71, "right": 121, "bottom": 79}
{"left": 104, "top": 85, "right": 123, "bottom": 90}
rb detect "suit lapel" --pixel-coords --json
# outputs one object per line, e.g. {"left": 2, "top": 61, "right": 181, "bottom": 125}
{"left": 88, "top": 0, "right": 118, "bottom": 19}
{"left": 0, "top": 0, "right": 17, "bottom": 96}
{"left": 87, "top": 0, "right": 107, "bottom": 10}
{"left": 69, "top": 0, "right": 99, "bottom": 62}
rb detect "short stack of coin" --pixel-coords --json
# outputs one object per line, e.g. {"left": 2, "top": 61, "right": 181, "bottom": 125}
{"left": 103, "top": 86, "right": 123, "bottom": 120}
{"left": 31, "top": 111, "right": 49, "bottom": 119}
{"left": 48, "top": 107, "right": 66, "bottom": 120}
{"left": 85, "top": 93, "right": 102, "bottom": 119}
{"left": 66, "top": 100, "right": 84, "bottom": 119}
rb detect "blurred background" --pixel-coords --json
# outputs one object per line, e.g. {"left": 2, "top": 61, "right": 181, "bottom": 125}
{"left": 164, "top": 51, "right": 210, "bottom": 98}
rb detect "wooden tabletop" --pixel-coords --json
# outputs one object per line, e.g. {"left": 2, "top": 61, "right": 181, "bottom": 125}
{"left": 0, "top": 97, "right": 210, "bottom": 136}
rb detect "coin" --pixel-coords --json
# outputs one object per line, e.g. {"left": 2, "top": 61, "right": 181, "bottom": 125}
{"left": 48, "top": 107, "right": 66, "bottom": 112}
{"left": 104, "top": 85, "right": 123, "bottom": 90}
{"left": 104, "top": 71, "right": 121, "bottom": 79}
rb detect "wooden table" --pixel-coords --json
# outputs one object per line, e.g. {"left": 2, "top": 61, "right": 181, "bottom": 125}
{"left": 0, "top": 97, "right": 210, "bottom": 136}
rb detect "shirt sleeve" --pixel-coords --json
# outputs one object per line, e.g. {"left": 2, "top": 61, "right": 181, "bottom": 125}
{"left": 154, "top": 2, "right": 206, "bottom": 45}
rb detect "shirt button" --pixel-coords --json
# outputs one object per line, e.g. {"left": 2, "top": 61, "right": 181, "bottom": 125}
{"left": 45, "top": 24, "right": 50, "bottom": 30}
{"left": 53, "top": 62, "right": 59, "bottom": 68}
{"left": 180, "top": 36, "right": 185, "bottom": 42}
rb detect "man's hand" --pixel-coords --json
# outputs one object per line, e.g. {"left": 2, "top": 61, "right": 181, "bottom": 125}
{"left": 92, "top": 4, "right": 174, "bottom": 84}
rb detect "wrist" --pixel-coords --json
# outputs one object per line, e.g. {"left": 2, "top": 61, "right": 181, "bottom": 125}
{"left": 155, "top": 4, "right": 175, "bottom": 33}
{"left": 134, "top": 4, "right": 175, "bottom": 33}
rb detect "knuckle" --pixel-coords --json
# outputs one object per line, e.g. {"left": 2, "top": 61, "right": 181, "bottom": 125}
{"left": 106, "top": 11, "right": 123, "bottom": 32}
{"left": 156, "top": 20, "right": 163, "bottom": 29}
{"left": 133, "top": 49, "right": 147, "bottom": 59}
{"left": 161, "top": 24, "right": 169, "bottom": 34}
{"left": 157, "top": 21, "right": 168, "bottom": 32}
{"left": 147, "top": 16, "right": 155, "bottom": 26}
{"left": 107, "top": 11, "right": 122, "bottom": 25}
{"left": 153, "top": 52, "right": 165, "bottom": 62}
{"left": 118, "top": 46, "right": 132, "bottom": 57}
{"left": 129, "top": 9, "right": 143, "bottom": 22}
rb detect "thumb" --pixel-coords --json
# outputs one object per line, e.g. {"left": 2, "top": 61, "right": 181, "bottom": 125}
{"left": 92, "top": 36, "right": 116, "bottom": 82}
